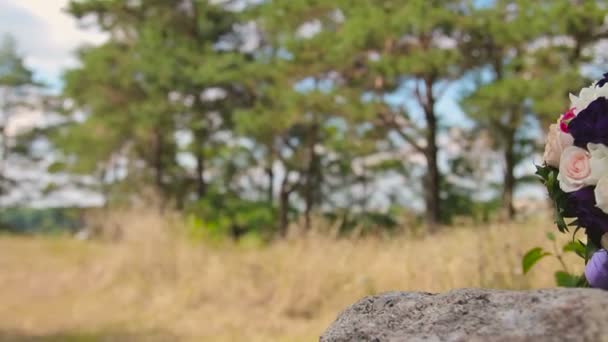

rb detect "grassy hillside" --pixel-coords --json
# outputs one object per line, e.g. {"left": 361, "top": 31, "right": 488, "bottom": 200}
{"left": 0, "top": 210, "right": 581, "bottom": 341}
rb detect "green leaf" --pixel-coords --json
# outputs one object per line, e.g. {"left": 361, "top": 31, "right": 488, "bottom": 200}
{"left": 572, "top": 226, "right": 583, "bottom": 242}
{"left": 586, "top": 238, "right": 599, "bottom": 263}
{"left": 577, "top": 274, "right": 590, "bottom": 288}
{"left": 522, "top": 247, "right": 551, "bottom": 274}
{"left": 555, "top": 271, "right": 580, "bottom": 288}
{"left": 535, "top": 164, "right": 552, "bottom": 181}
{"left": 47, "top": 161, "right": 67, "bottom": 173}
{"left": 547, "top": 170, "right": 557, "bottom": 190}
{"left": 546, "top": 232, "right": 555, "bottom": 241}
{"left": 554, "top": 207, "right": 568, "bottom": 233}
{"left": 563, "top": 240, "right": 585, "bottom": 259}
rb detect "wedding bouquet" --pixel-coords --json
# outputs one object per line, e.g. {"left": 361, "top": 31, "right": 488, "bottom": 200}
{"left": 538, "top": 73, "right": 608, "bottom": 289}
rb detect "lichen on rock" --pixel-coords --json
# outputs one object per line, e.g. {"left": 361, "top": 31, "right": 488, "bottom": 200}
{"left": 321, "top": 288, "right": 608, "bottom": 342}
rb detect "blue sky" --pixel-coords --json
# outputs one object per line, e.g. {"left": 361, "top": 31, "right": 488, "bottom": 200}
{"left": 0, "top": 0, "right": 105, "bottom": 91}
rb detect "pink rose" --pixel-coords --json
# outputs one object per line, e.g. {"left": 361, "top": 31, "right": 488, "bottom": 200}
{"left": 557, "top": 146, "right": 591, "bottom": 193}
{"left": 559, "top": 108, "right": 576, "bottom": 133}
{"left": 543, "top": 124, "right": 574, "bottom": 168}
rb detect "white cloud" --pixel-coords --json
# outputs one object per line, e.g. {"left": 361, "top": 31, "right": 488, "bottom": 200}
{"left": 0, "top": 0, "right": 106, "bottom": 90}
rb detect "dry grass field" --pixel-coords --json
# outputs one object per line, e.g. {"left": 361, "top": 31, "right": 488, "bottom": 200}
{"left": 0, "top": 210, "right": 582, "bottom": 341}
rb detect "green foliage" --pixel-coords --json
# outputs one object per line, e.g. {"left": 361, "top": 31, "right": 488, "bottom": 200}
{"left": 0, "top": 33, "right": 41, "bottom": 199}
{"left": 523, "top": 229, "right": 590, "bottom": 287}
{"left": 187, "top": 189, "right": 276, "bottom": 240}
{"left": 460, "top": 0, "right": 608, "bottom": 218}
{"left": 536, "top": 164, "right": 572, "bottom": 233}
{"left": 55, "top": 0, "right": 253, "bottom": 207}
{"left": 563, "top": 240, "right": 586, "bottom": 259}
{"left": 585, "top": 238, "right": 600, "bottom": 264}
{"left": 0, "top": 207, "right": 82, "bottom": 234}
{"left": 0, "top": 34, "right": 35, "bottom": 87}
{"left": 532, "top": 162, "right": 596, "bottom": 288}
{"left": 522, "top": 247, "right": 551, "bottom": 275}
{"left": 554, "top": 271, "right": 582, "bottom": 288}
{"left": 7, "top": 0, "right": 602, "bottom": 240}
{"left": 324, "top": 209, "right": 400, "bottom": 236}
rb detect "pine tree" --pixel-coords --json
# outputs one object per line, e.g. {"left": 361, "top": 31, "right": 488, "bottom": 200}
{"left": 461, "top": 0, "right": 608, "bottom": 220}
{"left": 324, "top": 0, "right": 469, "bottom": 232}
{"left": 0, "top": 34, "right": 39, "bottom": 203}
{"left": 62, "top": 0, "right": 251, "bottom": 208}
{"left": 239, "top": 0, "right": 384, "bottom": 233}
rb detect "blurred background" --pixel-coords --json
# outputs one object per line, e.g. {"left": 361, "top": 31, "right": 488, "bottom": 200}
{"left": 1, "top": 0, "right": 607, "bottom": 341}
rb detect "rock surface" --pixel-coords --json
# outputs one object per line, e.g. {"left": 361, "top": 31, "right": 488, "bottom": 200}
{"left": 321, "top": 288, "right": 608, "bottom": 342}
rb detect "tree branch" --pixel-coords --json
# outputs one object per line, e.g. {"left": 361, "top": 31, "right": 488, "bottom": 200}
{"left": 377, "top": 110, "right": 425, "bottom": 153}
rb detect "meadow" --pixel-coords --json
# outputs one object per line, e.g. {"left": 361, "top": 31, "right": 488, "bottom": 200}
{"left": 0, "top": 2, "right": 602, "bottom": 341}
{"left": 0, "top": 209, "right": 582, "bottom": 342}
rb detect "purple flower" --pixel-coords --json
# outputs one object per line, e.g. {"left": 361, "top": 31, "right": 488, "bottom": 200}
{"left": 568, "top": 97, "right": 608, "bottom": 148}
{"left": 585, "top": 250, "right": 608, "bottom": 290}
{"left": 597, "top": 73, "right": 608, "bottom": 87}
{"left": 567, "top": 187, "right": 608, "bottom": 245}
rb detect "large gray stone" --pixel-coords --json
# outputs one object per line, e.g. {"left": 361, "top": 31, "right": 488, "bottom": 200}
{"left": 320, "top": 288, "right": 608, "bottom": 342}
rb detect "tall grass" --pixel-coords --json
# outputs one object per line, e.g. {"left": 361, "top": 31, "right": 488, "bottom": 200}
{"left": 0, "top": 209, "right": 581, "bottom": 341}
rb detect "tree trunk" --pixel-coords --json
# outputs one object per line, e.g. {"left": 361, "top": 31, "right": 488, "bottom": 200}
{"left": 266, "top": 165, "right": 274, "bottom": 206}
{"left": 194, "top": 128, "right": 207, "bottom": 200}
{"left": 423, "top": 77, "right": 441, "bottom": 232}
{"left": 0, "top": 123, "right": 7, "bottom": 202}
{"left": 278, "top": 176, "right": 291, "bottom": 237}
{"left": 502, "top": 130, "right": 516, "bottom": 220}
{"left": 304, "top": 123, "right": 320, "bottom": 230}
{"left": 0, "top": 124, "right": 6, "bottom": 171}
{"left": 0, "top": 90, "right": 9, "bottom": 201}
{"left": 152, "top": 126, "right": 166, "bottom": 210}
{"left": 195, "top": 150, "right": 206, "bottom": 199}
{"left": 491, "top": 56, "right": 517, "bottom": 220}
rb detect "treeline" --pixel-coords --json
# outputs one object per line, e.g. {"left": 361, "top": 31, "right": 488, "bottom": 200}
{"left": 3, "top": 0, "right": 608, "bottom": 237}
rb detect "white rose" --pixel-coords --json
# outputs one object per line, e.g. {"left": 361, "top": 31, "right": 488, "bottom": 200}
{"left": 570, "top": 82, "right": 608, "bottom": 114}
{"left": 587, "top": 143, "right": 608, "bottom": 185}
{"left": 602, "top": 233, "right": 608, "bottom": 250}
{"left": 595, "top": 176, "right": 608, "bottom": 214}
